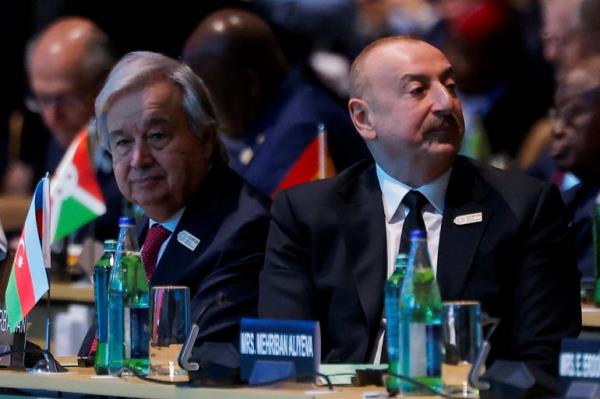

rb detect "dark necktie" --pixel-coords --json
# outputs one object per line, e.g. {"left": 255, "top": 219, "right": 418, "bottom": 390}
{"left": 381, "top": 191, "right": 428, "bottom": 364}
{"left": 141, "top": 224, "right": 171, "bottom": 281}
{"left": 398, "top": 190, "right": 428, "bottom": 254}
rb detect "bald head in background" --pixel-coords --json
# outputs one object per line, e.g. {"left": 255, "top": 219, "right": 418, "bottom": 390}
{"left": 579, "top": 0, "right": 600, "bottom": 57}
{"left": 182, "top": 9, "right": 288, "bottom": 140}
{"left": 539, "top": 0, "right": 600, "bottom": 73}
{"left": 27, "top": 17, "right": 114, "bottom": 148}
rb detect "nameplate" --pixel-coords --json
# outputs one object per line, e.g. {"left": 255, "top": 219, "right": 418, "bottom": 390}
{"left": 239, "top": 318, "right": 321, "bottom": 381}
{"left": 560, "top": 338, "right": 600, "bottom": 393}
{"left": 0, "top": 307, "right": 26, "bottom": 368}
{"left": 0, "top": 253, "right": 26, "bottom": 369}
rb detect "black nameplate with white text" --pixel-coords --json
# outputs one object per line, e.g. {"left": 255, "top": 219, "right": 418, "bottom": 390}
{"left": 0, "top": 253, "right": 26, "bottom": 369}
{"left": 240, "top": 318, "right": 320, "bottom": 381}
{"left": 560, "top": 338, "right": 600, "bottom": 394}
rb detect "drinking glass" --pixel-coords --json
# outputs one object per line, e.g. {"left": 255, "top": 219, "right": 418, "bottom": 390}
{"left": 149, "top": 286, "right": 190, "bottom": 377}
{"left": 441, "top": 301, "right": 482, "bottom": 398}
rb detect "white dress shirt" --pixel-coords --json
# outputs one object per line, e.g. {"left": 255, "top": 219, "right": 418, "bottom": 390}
{"left": 372, "top": 166, "right": 451, "bottom": 364}
{"left": 375, "top": 165, "right": 452, "bottom": 277}
{"left": 147, "top": 208, "right": 185, "bottom": 263}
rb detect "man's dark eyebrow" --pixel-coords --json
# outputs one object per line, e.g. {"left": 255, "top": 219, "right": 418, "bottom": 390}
{"left": 399, "top": 67, "right": 455, "bottom": 86}
{"left": 440, "top": 66, "right": 455, "bottom": 81}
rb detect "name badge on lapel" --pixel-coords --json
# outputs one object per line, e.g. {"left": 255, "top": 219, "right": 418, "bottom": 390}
{"left": 177, "top": 230, "right": 200, "bottom": 251}
{"left": 453, "top": 212, "right": 483, "bottom": 226}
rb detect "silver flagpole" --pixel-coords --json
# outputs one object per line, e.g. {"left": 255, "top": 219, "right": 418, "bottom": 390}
{"left": 45, "top": 269, "right": 51, "bottom": 353}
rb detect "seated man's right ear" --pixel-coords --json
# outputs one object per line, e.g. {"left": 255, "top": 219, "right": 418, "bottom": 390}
{"left": 348, "top": 98, "right": 376, "bottom": 141}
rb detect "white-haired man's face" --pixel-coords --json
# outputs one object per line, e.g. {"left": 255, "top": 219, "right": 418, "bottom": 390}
{"left": 107, "top": 79, "right": 214, "bottom": 221}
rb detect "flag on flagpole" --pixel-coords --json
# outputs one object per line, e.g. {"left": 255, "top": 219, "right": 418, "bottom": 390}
{"left": 271, "top": 123, "right": 335, "bottom": 197}
{"left": 50, "top": 129, "right": 106, "bottom": 243}
{"left": 0, "top": 218, "right": 7, "bottom": 262}
{"left": 5, "top": 177, "right": 50, "bottom": 331}
{"left": 39, "top": 173, "right": 51, "bottom": 268}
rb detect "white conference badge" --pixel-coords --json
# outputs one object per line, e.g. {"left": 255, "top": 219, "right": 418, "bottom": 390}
{"left": 453, "top": 212, "right": 483, "bottom": 226}
{"left": 177, "top": 230, "right": 200, "bottom": 251}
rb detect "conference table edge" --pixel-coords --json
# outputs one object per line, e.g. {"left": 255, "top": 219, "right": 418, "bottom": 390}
{"left": 0, "top": 368, "right": 332, "bottom": 399}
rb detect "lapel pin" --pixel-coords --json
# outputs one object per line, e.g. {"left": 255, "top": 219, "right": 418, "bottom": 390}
{"left": 239, "top": 147, "right": 254, "bottom": 166}
{"left": 177, "top": 230, "right": 200, "bottom": 251}
{"left": 453, "top": 212, "right": 483, "bottom": 226}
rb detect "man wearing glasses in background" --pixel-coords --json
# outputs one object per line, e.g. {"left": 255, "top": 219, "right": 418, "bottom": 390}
{"left": 5, "top": 17, "right": 111, "bottom": 187}
{"left": 4, "top": 17, "right": 122, "bottom": 241}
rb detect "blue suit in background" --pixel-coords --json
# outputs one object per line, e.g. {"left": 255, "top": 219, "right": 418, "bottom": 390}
{"left": 562, "top": 182, "right": 600, "bottom": 282}
{"left": 225, "top": 66, "right": 370, "bottom": 196}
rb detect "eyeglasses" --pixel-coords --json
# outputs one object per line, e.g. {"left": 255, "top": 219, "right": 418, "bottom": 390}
{"left": 25, "top": 91, "right": 88, "bottom": 113}
{"left": 549, "top": 105, "right": 593, "bottom": 130}
{"left": 541, "top": 29, "right": 577, "bottom": 50}
{"left": 550, "top": 87, "right": 600, "bottom": 129}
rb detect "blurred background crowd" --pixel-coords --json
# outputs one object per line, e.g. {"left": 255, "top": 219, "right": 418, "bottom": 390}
{"left": 1, "top": 0, "right": 600, "bottom": 270}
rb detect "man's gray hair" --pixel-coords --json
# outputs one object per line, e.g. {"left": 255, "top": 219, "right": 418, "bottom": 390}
{"left": 95, "top": 51, "right": 219, "bottom": 152}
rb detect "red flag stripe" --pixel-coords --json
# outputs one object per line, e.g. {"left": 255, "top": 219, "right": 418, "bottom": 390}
{"left": 12, "top": 237, "right": 36, "bottom": 315}
{"left": 272, "top": 137, "right": 321, "bottom": 196}
{"left": 72, "top": 131, "right": 104, "bottom": 200}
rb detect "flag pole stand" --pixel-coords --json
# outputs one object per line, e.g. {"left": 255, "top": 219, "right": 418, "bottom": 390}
{"left": 31, "top": 270, "right": 66, "bottom": 372}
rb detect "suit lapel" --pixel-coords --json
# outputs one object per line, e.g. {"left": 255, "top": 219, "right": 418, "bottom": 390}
{"left": 337, "top": 163, "right": 387, "bottom": 328}
{"left": 437, "top": 157, "right": 491, "bottom": 299}
{"left": 149, "top": 164, "right": 228, "bottom": 285}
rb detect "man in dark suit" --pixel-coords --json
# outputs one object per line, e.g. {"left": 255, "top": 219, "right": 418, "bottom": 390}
{"left": 259, "top": 36, "right": 581, "bottom": 374}
{"left": 5, "top": 17, "right": 123, "bottom": 246}
{"left": 182, "top": 9, "right": 369, "bottom": 197}
{"left": 95, "top": 51, "right": 271, "bottom": 345}
{"left": 550, "top": 55, "right": 600, "bottom": 282}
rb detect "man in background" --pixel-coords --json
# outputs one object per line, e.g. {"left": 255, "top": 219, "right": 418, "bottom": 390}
{"left": 541, "top": 0, "right": 584, "bottom": 73}
{"left": 549, "top": 55, "right": 600, "bottom": 281}
{"left": 4, "top": 17, "right": 122, "bottom": 242}
{"left": 182, "top": 9, "right": 369, "bottom": 197}
{"left": 5, "top": 17, "right": 113, "bottom": 191}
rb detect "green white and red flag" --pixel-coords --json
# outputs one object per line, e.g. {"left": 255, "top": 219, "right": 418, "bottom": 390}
{"left": 5, "top": 177, "right": 50, "bottom": 331}
{"left": 50, "top": 129, "right": 106, "bottom": 243}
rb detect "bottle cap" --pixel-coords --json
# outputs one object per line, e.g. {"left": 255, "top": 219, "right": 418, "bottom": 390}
{"left": 395, "top": 253, "right": 408, "bottom": 266}
{"left": 103, "top": 239, "right": 117, "bottom": 251}
{"left": 118, "top": 216, "right": 135, "bottom": 226}
{"left": 410, "top": 229, "right": 425, "bottom": 239}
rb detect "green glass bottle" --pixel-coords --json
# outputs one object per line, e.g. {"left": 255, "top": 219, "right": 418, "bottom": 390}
{"left": 385, "top": 253, "right": 408, "bottom": 394}
{"left": 398, "top": 229, "right": 443, "bottom": 394}
{"left": 108, "top": 217, "right": 150, "bottom": 375}
{"left": 94, "top": 239, "right": 117, "bottom": 375}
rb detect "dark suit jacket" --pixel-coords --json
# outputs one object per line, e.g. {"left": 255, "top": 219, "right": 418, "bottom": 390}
{"left": 226, "top": 66, "right": 370, "bottom": 196}
{"left": 562, "top": 182, "right": 599, "bottom": 282}
{"left": 259, "top": 156, "right": 581, "bottom": 374}
{"left": 143, "top": 161, "right": 271, "bottom": 346}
